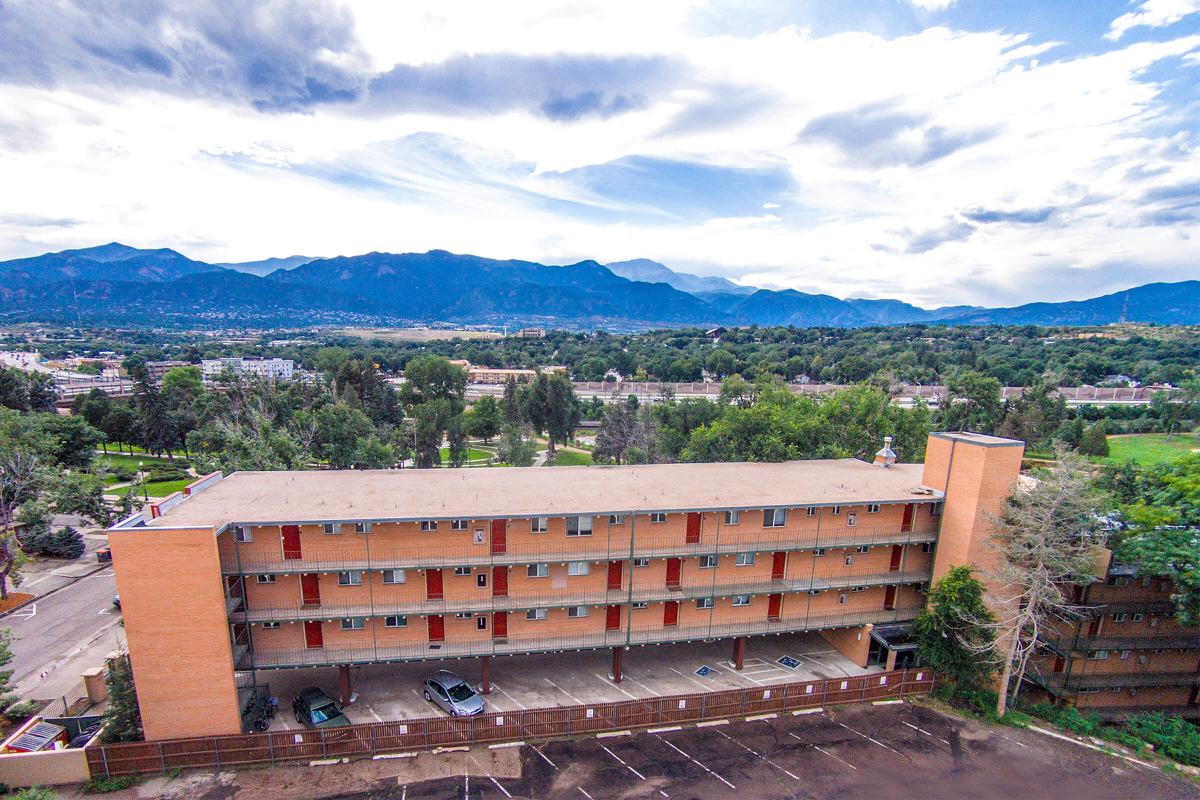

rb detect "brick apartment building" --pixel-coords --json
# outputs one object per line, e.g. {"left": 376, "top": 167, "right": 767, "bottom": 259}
{"left": 1028, "top": 562, "right": 1200, "bottom": 720}
{"left": 110, "top": 432, "right": 1028, "bottom": 740}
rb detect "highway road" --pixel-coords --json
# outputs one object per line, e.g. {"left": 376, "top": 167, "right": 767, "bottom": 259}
{"left": 5, "top": 566, "right": 123, "bottom": 702}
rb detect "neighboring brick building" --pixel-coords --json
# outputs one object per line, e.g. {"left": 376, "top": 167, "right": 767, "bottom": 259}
{"left": 109, "top": 431, "right": 1023, "bottom": 740}
{"left": 1028, "top": 560, "right": 1200, "bottom": 720}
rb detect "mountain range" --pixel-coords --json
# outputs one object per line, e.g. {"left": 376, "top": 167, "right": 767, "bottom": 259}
{"left": 1, "top": 242, "right": 1197, "bottom": 330}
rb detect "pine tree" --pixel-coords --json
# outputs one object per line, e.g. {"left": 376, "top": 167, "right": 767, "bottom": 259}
{"left": 100, "top": 653, "right": 143, "bottom": 743}
{"left": 1077, "top": 422, "right": 1109, "bottom": 457}
{"left": 912, "top": 567, "right": 996, "bottom": 693}
{"left": 47, "top": 526, "right": 85, "bottom": 560}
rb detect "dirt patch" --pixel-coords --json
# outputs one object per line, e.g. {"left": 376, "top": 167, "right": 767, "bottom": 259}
{"left": 0, "top": 592, "right": 36, "bottom": 614}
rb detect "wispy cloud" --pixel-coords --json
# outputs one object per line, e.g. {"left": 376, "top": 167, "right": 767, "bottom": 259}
{"left": 1106, "top": 0, "right": 1200, "bottom": 41}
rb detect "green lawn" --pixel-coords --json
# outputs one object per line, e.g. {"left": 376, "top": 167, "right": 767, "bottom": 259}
{"left": 108, "top": 478, "right": 194, "bottom": 499}
{"left": 545, "top": 450, "right": 593, "bottom": 467}
{"left": 98, "top": 453, "right": 187, "bottom": 471}
{"left": 438, "top": 447, "right": 494, "bottom": 463}
{"left": 1104, "top": 433, "right": 1200, "bottom": 465}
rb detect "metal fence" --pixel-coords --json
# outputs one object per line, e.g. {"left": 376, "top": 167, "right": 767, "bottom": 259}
{"left": 86, "top": 668, "right": 935, "bottom": 778}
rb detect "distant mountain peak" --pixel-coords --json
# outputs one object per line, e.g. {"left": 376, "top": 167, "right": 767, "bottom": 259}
{"left": 606, "top": 258, "right": 757, "bottom": 296}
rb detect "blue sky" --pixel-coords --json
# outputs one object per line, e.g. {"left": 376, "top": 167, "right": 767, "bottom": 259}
{"left": 0, "top": 0, "right": 1197, "bottom": 307}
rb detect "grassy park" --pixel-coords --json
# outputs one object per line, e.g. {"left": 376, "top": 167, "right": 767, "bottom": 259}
{"left": 1104, "top": 433, "right": 1200, "bottom": 465}
{"left": 546, "top": 449, "right": 594, "bottom": 466}
{"left": 108, "top": 478, "right": 194, "bottom": 498}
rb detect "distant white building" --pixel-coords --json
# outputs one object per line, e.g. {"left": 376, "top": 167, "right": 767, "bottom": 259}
{"left": 201, "top": 357, "right": 294, "bottom": 381}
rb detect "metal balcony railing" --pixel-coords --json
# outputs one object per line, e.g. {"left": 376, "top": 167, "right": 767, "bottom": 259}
{"left": 1032, "top": 670, "right": 1200, "bottom": 691}
{"left": 221, "top": 523, "right": 939, "bottom": 576}
{"left": 1039, "top": 633, "right": 1200, "bottom": 655}
{"left": 236, "top": 606, "right": 924, "bottom": 670}
{"left": 230, "top": 569, "right": 933, "bottom": 623}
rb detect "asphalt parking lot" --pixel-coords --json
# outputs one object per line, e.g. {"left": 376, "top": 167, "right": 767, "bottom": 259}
{"left": 352, "top": 702, "right": 1196, "bottom": 800}
{"left": 261, "top": 632, "right": 872, "bottom": 729}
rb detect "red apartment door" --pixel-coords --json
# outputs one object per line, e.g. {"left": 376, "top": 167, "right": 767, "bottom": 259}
{"left": 426, "top": 568, "right": 444, "bottom": 600}
{"left": 493, "top": 611, "right": 507, "bottom": 639}
{"left": 1053, "top": 656, "right": 1065, "bottom": 673}
{"left": 663, "top": 601, "right": 679, "bottom": 627}
{"left": 304, "top": 620, "right": 323, "bottom": 649}
{"left": 889, "top": 544, "right": 903, "bottom": 572}
{"left": 771, "top": 551, "right": 787, "bottom": 581}
{"left": 606, "top": 604, "right": 621, "bottom": 631}
{"left": 884, "top": 585, "right": 897, "bottom": 610}
{"left": 300, "top": 573, "right": 321, "bottom": 607}
{"left": 665, "top": 558, "right": 682, "bottom": 589}
{"left": 428, "top": 615, "right": 445, "bottom": 642}
{"left": 281, "top": 525, "right": 302, "bottom": 559}
{"left": 900, "top": 504, "right": 915, "bottom": 533}
{"left": 767, "top": 593, "right": 783, "bottom": 621}
{"left": 686, "top": 512, "right": 701, "bottom": 544}
{"left": 490, "top": 519, "right": 507, "bottom": 555}
{"left": 492, "top": 566, "right": 508, "bottom": 597}
{"left": 1087, "top": 617, "right": 1101, "bottom": 636}
{"left": 607, "top": 560, "right": 623, "bottom": 591}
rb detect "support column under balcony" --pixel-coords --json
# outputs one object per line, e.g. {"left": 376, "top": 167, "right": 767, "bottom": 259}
{"left": 481, "top": 655, "right": 491, "bottom": 695}
{"left": 339, "top": 664, "right": 353, "bottom": 707}
{"left": 732, "top": 636, "right": 747, "bottom": 671}
{"left": 611, "top": 647, "right": 623, "bottom": 683}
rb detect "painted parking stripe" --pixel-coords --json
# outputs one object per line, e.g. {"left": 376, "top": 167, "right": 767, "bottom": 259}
{"left": 838, "top": 722, "right": 910, "bottom": 759}
{"left": 667, "top": 666, "right": 711, "bottom": 690}
{"left": 713, "top": 728, "right": 800, "bottom": 781}
{"left": 600, "top": 743, "right": 646, "bottom": 780}
{"left": 578, "top": 788, "right": 595, "bottom": 799}
{"left": 489, "top": 776, "right": 513, "bottom": 798}
{"left": 625, "top": 676, "right": 661, "bottom": 696}
{"left": 812, "top": 744, "right": 859, "bottom": 771}
{"left": 902, "top": 720, "right": 951, "bottom": 746}
{"left": 531, "top": 745, "right": 558, "bottom": 769}
{"left": 594, "top": 673, "right": 640, "bottom": 700}
{"left": 655, "top": 735, "right": 735, "bottom": 789}
{"left": 545, "top": 678, "right": 586, "bottom": 704}
{"left": 492, "top": 684, "right": 527, "bottom": 710}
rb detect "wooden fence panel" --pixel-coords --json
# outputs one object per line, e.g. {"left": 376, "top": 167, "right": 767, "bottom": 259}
{"left": 86, "top": 669, "right": 935, "bottom": 777}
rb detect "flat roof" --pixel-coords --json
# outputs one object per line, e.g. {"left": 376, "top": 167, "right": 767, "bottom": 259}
{"left": 147, "top": 459, "right": 940, "bottom": 529}
{"left": 930, "top": 431, "right": 1024, "bottom": 447}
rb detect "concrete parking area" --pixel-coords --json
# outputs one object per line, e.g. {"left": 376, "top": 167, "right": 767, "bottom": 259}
{"left": 254, "top": 632, "right": 874, "bottom": 729}
{"left": 98, "top": 701, "right": 1195, "bottom": 799}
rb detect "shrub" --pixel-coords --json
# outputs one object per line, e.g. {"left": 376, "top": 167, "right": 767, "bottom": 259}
{"left": 1126, "top": 713, "right": 1200, "bottom": 766}
{"left": 13, "top": 788, "right": 60, "bottom": 800}
{"left": 83, "top": 774, "right": 138, "bottom": 793}
{"left": 4, "top": 700, "right": 38, "bottom": 722}
{"left": 1055, "top": 706, "right": 1101, "bottom": 736}
{"left": 48, "top": 527, "right": 85, "bottom": 560}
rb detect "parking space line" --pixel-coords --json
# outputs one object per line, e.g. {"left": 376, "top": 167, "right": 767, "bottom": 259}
{"left": 713, "top": 728, "right": 800, "bottom": 781}
{"left": 491, "top": 684, "right": 527, "bottom": 710}
{"left": 368, "top": 709, "right": 383, "bottom": 723}
{"left": 489, "top": 776, "right": 512, "bottom": 798}
{"left": 838, "top": 722, "right": 910, "bottom": 759}
{"left": 667, "top": 667, "right": 711, "bottom": 690}
{"left": 600, "top": 743, "right": 646, "bottom": 780}
{"left": 545, "top": 677, "right": 586, "bottom": 704}
{"left": 578, "top": 787, "right": 595, "bottom": 799}
{"left": 902, "top": 720, "right": 951, "bottom": 746}
{"left": 531, "top": 745, "right": 558, "bottom": 769}
{"left": 812, "top": 743, "right": 859, "bottom": 771}
{"left": 655, "top": 735, "right": 735, "bottom": 789}
{"left": 625, "top": 676, "right": 660, "bottom": 696}
{"left": 593, "top": 673, "right": 639, "bottom": 700}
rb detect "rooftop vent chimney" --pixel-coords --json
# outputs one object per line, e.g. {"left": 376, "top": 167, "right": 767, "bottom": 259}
{"left": 874, "top": 435, "right": 897, "bottom": 468}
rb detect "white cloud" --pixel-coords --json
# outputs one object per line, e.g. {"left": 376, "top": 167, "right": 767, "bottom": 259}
{"left": 1106, "top": 0, "right": 1200, "bottom": 41}
{"left": 907, "top": 0, "right": 957, "bottom": 10}
{"left": 0, "top": 2, "right": 1198, "bottom": 309}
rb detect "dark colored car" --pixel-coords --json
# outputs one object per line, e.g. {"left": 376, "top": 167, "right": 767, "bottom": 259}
{"left": 292, "top": 687, "right": 351, "bottom": 729}
{"left": 422, "top": 671, "right": 485, "bottom": 716}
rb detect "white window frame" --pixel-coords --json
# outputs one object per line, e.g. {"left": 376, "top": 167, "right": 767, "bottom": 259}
{"left": 844, "top": 554, "right": 854, "bottom": 566}
{"left": 631, "top": 601, "right": 649, "bottom": 609}
{"left": 323, "top": 523, "right": 341, "bottom": 535}
{"left": 234, "top": 526, "right": 252, "bottom": 543}
{"left": 385, "top": 615, "right": 407, "bottom": 628}
{"left": 354, "top": 522, "right": 372, "bottom": 534}
{"left": 699, "top": 554, "right": 718, "bottom": 569}
{"left": 255, "top": 574, "right": 275, "bottom": 584}
{"left": 806, "top": 507, "right": 817, "bottom": 517}
{"left": 838, "top": 593, "right": 848, "bottom": 604}
{"left": 340, "top": 617, "right": 365, "bottom": 631}
{"left": 649, "top": 512, "right": 667, "bottom": 524}
{"left": 568, "top": 561, "right": 590, "bottom": 576}
{"left": 609, "top": 514, "right": 626, "bottom": 525}
{"left": 532, "top": 516, "right": 549, "bottom": 533}
{"left": 831, "top": 506, "right": 842, "bottom": 516}
{"left": 633, "top": 557, "right": 651, "bottom": 567}
{"left": 808, "top": 589, "right": 822, "bottom": 596}
{"left": 735, "top": 552, "right": 756, "bottom": 567}
{"left": 847, "top": 513, "right": 857, "bottom": 527}
{"left": 450, "top": 519, "right": 469, "bottom": 531}
{"left": 850, "top": 585, "right": 866, "bottom": 592}
{"left": 566, "top": 516, "right": 593, "bottom": 536}
{"left": 567, "top": 605, "right": 588, "bottom": 618}
{"left": 454, "top": 612, "right": 471, "bottom": 620}
{"left": 732, "top": 594, "right": 751, "bottom": 607}
{"left": 1090, "top": 649, "right": 1109, "bottom": 660}
{"left": 382, "top": 569, "right": 406, "bottom": 584}
{"left": 696, "top": 597, "right": 715, "bottom": 609}
{"left": 856, "top": 545, "right": 870, "bottom": 554}
{"left": 725, "top": 510, "right": 741, "bottom": 525}
{"left": 420, "top": 520, "right": 438, "bottom": 532}
{"left": 813, "top": 548, "right": 827, "bottom": 557}
{"left": 338, "top": 570, "right": 362, "bottom": 586}
{"left": 476, "top": 616, "right": 488, "bottom": 630}
{"left": 528, "top": 563, "right": 549, "bottom": 578}
{"left": 261, "top": 621, "right": 280, "bottom": 630}
{"left": 526, "top": 608, "right": 548, "bottom": 620}
{"left": 866, "top": 504, "right": 880, "bottom": 514}
{"left": 453, "top": 566, "right": 472, "bottom": 577}
{"left": 763, "top": 508, "right": 787, "bottom": 528}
